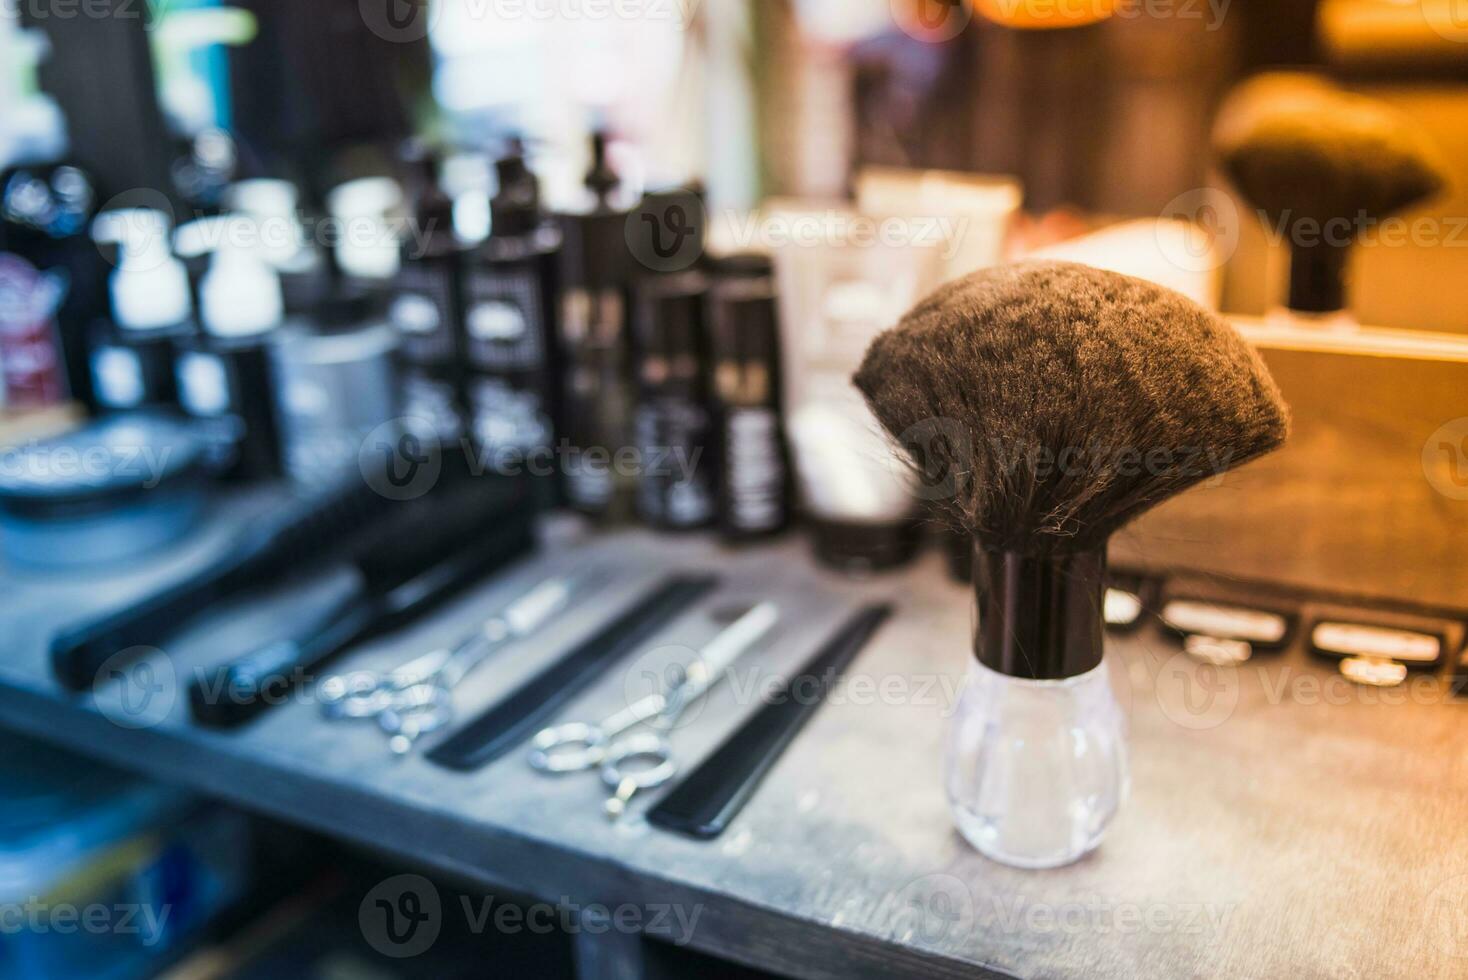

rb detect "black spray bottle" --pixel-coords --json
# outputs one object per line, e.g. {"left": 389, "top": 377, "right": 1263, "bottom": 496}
{"left": 88, "top": 208, "right": 194, "bottom": 412}
{"left": 633, "top": 272, "right": 716, "bottom": 530}
{"left": 464, "top": 141, "right": 564, "bottom": 499}
{"left": 707, "top": 256, "right": 790, "bottom": 540}
{"left": 175, "top": 217, "right": 285, "bottom": 481}
{"left": 389, "top": 147, "right": 471, "bottom": 451}
{"left": 557, "top": 132, "right": 637, "bottom": 520}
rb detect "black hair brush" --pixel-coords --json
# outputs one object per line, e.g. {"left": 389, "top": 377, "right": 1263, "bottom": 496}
{"left": 1212, "top": 72, "right": 1447, "bottom": 317}
{"left": 853, "top": 260, "right": 1289, "bottom": 680}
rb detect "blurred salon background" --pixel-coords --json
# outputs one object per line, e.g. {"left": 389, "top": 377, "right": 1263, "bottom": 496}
{"left": 2, "top": 1, "right": 1467, "bottom": 977}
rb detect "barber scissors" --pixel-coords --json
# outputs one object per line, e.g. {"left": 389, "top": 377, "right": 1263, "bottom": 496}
{"left": 528, "top": 601, "right": 779, "bottom": 818}
{"left": 319, "top": 572, "right": 591, "bottom": 752}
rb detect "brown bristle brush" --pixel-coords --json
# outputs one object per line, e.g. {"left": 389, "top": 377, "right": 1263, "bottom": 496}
{"left": 852, "top": 260, "right": 1289, "bottom": 866}
{"left": 1212, "top": 72, "right": 1448, "bottom": 316}
{"left": 854, "top": 260, "right": 1289, "bottom": 677}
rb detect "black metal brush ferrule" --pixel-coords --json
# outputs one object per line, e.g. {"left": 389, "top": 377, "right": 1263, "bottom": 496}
{"left": 972, "top": 542, "right": 1106, "bottom": 681}
{"left": 1287, "top": 240, "right": 1351, "bottom": 315}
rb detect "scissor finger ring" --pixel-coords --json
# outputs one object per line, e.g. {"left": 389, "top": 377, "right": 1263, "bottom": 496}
{"left": 600, "top": 734, "right": 677, "bottom": 819}
{"left": 319, "top": 672, "right": 394, "bottom": 718}
{"left": 528, "top": 722, "right": 610, "bottom": 773}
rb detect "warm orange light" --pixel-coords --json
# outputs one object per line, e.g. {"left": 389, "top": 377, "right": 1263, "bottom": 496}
{"left": 974, "top": 0, "right": 1116, "bottom": 29}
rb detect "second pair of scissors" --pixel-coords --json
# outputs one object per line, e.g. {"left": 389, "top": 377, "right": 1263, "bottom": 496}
{"left": 528, "top": 601, "right": 780, "bottom": 816}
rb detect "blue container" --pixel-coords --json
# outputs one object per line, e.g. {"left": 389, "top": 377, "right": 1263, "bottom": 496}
{"left": 0, "top": 736, "right": 248, "bottom": 980}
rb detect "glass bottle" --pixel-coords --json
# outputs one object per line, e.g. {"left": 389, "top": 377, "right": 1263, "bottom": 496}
{"left": 946, "top": 543, "right": 1129, "bottom": 868}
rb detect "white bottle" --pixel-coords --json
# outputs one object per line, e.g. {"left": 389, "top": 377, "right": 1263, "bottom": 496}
{"left": 0, "top": 24, "right": 64, "bottom": 171}
{"left": 326, "top": 176, "right": 403, "bottom": 281}
{"left": 89, "top": 208, "right": 194, "bottom": 411}
{"left": 175, "top": 217, "right": 285, "bottom": 479}
{"left": 197, "top": 225, "right": 284, "bottom": 342}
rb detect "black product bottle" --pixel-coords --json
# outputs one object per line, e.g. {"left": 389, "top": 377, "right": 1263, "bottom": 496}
{"left": 708, "top": 260, "right": 791, "bottom": 540}
{"left": 633, "top": 272, "right": 716, "bottom": 530}
{"left": 89, "top": 319, "right": 188, "bottom": 412}
{"left": 88, "top": 208, "right": 195, "bottom": 413}
{"left": 464, "top": 142, "right": 563, "bottom": 498}
{"left": 176, "top": 230, "right": 285, "bottom": 481}
{"left": 557, "top": 132, "right": 637, "bottom": 521}
{"left": 389, "top": 148, "right": 471, "bottom": 451}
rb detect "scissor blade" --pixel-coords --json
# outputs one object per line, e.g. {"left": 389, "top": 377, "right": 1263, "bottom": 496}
{"left": 503, "top": 571, "right": 593, "bottom": 636}
{"left": 688, "top": 602, "right": 780, "bottom": 693}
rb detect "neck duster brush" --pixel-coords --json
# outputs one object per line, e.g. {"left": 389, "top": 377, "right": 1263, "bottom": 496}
{"left": 1212, "top": 72, "right": 1447, "bottom": 322}
{"left": 853, "top": 260, "right": 1288, "bottom": 867}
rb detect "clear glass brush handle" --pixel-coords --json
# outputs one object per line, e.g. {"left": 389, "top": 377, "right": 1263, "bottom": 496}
{"left": 946, "top": 656, "right": 1129, "bottom": 869}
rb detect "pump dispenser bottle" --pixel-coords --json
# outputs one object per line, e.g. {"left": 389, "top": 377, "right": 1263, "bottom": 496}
{"left": 390, "top": 145, "right": 470, "bottom": 450}
{"left": 557, "top": 132, "right": 636, "bottom": 520}
{"left": 88, "top": 208, "right": 195, "bottom": 411}
{"left": 466, "top": 140, "right": 564, "bottom": 498}
{"left": 176, "top": 217, "right": 285, "bottom": 480}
